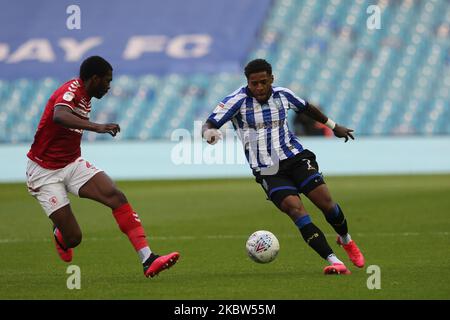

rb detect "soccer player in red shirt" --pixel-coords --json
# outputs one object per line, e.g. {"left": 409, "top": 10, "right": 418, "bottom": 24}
{"left": 26, "top": 56, "right": 179, "bottom": 278}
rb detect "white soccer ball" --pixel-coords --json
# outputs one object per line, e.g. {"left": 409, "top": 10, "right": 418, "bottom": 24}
{"left": 246, "top": 230, "right": 280, "bottom": 263}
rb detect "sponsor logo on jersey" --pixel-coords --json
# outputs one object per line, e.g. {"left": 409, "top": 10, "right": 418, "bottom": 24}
{"left": 274, "top": 97, "right": 283, "bottom": 110}
{"left": 63, "top": 91, "right": 75, "bottom": 102}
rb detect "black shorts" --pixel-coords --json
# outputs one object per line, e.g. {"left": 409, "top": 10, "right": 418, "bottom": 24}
{"left": 253, "top": 149, "right": 325, "bottom": 208}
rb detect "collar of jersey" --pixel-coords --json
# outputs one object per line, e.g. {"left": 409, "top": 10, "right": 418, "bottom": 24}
{"left": 75, "top": 78, "right": 90, "bottom": 99}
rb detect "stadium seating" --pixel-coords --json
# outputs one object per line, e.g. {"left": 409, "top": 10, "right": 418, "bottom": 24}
{"left": 0, "top": 0, "right": 448, "bottom": 143}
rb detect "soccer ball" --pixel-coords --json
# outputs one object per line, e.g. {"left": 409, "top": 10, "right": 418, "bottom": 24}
{"left": 246, "top": 230, "right": 280, "bottom": 263}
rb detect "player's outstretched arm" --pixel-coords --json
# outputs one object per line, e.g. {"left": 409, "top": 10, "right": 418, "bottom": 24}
{"left": 303, "top": 103, "right": 354, "bottom": 142}
{"left": 53, "top": 105, "right": 120, "bottom": 137}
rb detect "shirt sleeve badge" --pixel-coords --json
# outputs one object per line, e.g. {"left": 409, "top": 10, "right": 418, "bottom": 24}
{"left": 213, "top": 102, "right": 225, "bottom": 113}
{"left": 63, "top": 91, "right": 75, "bottom": 102}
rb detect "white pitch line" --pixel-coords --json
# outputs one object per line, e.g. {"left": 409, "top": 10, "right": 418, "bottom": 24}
{"left": 0, "top": 232, "right": 448, "bottom": 244}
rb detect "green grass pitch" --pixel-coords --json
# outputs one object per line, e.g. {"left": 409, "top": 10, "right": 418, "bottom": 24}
{"left": 0, "top": 175, "right": 449, "bottom": 299}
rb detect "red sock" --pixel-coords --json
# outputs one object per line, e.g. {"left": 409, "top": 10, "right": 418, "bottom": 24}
{"left": 112, "top": 203, "right": 149, "bottom": 251}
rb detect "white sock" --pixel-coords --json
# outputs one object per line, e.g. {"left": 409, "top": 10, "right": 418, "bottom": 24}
{"left": 339, "top": 233, "right": 352, "bottom": 245}
{"left": 138, "top": 246, "right": 152, "bottom": 263}
{"left": 327, "top": 253, "right": 344, "bottom": 265}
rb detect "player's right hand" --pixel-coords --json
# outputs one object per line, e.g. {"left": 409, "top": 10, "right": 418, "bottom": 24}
{"left": 95, "top": 123, "right": 121, "bottom": 137}
{"left": 203, "top": 128, "right": 222, "bottom": 145}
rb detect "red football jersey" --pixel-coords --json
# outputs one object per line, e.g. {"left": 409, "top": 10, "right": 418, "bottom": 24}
{"left": 27, "top": 78, "right": 92, "bottom": 169}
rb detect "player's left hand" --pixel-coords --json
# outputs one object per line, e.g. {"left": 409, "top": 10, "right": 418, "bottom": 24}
{"left": 106, "top": 123, "right": 121, "bottom": 137}
{"left": 333, "top": 125, "right": 354, "bottom": 142}
{"left": 95, "top": 123, "right": 121, "bottom": 137}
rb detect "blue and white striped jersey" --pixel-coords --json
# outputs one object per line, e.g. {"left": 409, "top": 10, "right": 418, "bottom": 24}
{"left": 207, "top": 86, "right": 308, "bottom": 170}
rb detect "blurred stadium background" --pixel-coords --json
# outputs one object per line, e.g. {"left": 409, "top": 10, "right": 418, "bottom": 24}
{"left": 1, "top": 0, "right": 449, "bottom": 141}
{"left": 0, "top": 0, "right": 449, "bottom": 182}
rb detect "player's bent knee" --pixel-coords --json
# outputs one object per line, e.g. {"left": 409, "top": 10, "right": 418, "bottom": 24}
{"left": 117, "top": 189, "right": 128, "bottom": 203}
{"left": 103, "top": 188, "right": 128, "bottom": 210}
{"left": 320, "top": 198, "right": 335, "bottom": 214}
{"left": 113, "top": 189, "right": 128, "bottom": 206}
{"left": 279, "top": 197, "right": 294, "bottom": 214}
{"left": 287, "top": 207, "right": 306, "bottom": 220}
{"left": 307, "top": 185, "right": 335, "bottom": 213}
{"left": 279, "top": 197, "right": 305, "bottom": 220}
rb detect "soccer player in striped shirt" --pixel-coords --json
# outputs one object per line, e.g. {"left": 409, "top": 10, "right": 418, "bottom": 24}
{"left": 26, "top": 56, "right": 179, "bottom": 278}
{"left": 202, "top": 59, "right": 365, "bottom": 275}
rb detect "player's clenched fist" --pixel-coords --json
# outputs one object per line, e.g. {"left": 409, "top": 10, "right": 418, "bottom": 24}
{"left": 95, "top": 123, "right": 121, "bottom": 137}
{"left": 203, "top": 128, "right": 222, "bottom": 145}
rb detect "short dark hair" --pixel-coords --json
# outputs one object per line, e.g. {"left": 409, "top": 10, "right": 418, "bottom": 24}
{"left": 244, "top": 59, "right": 272, "bottom": 79}
{"left": 79, "top": 56, "right": 113, "bottom": 81}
